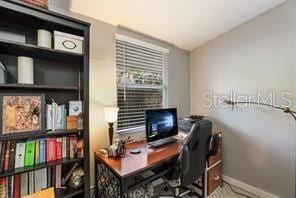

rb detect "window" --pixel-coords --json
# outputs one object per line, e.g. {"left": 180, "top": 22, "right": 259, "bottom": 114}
{"left": 116, "top": 34, "right": 169, "bottom": 132}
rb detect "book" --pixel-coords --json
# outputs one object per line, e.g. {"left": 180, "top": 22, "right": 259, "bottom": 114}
{"left": 51, "top": 166, "right": 56, "bottom": 187}
{"left": 56, "top": 105, "right": 62, "bottom": 130}
{"left": 56, "top": 138, "right": 62, "bottom": 160}
{"left": 0, "top": 178, "right": 6, "bottom": 198}
{"left": 66, "top": 137, "right": 70, "bottom": 158}
{"left": 62, "top": 137, "right": 67, "bottom": 158}
{"left": 5, "top": 178, "right": 8, "bottom": 198}
{"left": 13, "top": 174, "right": 20, "bottom": 198}
{"left": 34, "top": 169, "right": 42, "bottom": 193}
{"left": 24, "top": 141, "right": 35, "bottom": 167}
{"left": 47, "top": 168, "right": 51, "bottom": 188}
{"left": 14, "top": 142, "right": 26, "bottom": 169}
{"left": 9, "top": 141, "right": 16, "bottom": 171}
{"left": 0, "top": 142, "right": 7, "bottom": 173}
{"left": 3, "top": 141, "right": 11, "bottom": 171}
{"left": 35, "top": 141, "right": 40, "bottom": 165}
{"left": 62, "top": 108, "right": 67, "bottom": 129}
{"left": 46, "top": 138, "right": 56, "bottom": 162}
{"left": 8, "top": 176, "right": 12, "bottom": 198}
{"left": 55, "top": 165, "right": 61, "bottom": 188}
{"left": 20, "top": 173, "right": 28, "bottom": 197}
{"left": 46, "top": 104, "right": 52, "bottom": 130}
{"left": 41, "top": 168, "right": 47, "bottom": 190}
{"left": 52, "top": 102, "right": 57, "bottom": 131}
{"left": 28, "top": 171, "right": 34, "bottom": 194}
{"left": 39, "top": 139, "right": 46, "bottom": 164}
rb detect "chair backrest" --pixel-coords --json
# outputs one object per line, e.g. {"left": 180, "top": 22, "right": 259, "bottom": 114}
{"left": 178, "top": 119, "right": 212, "bottom": 186}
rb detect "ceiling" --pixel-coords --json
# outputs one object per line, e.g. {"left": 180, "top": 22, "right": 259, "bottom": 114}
{"left": 67, "top": 0, "right": 285, "bottom": 51}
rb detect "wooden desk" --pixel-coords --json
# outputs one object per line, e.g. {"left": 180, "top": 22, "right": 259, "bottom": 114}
{"left": 94, "top": 140, "right": 183, "bottom": 198}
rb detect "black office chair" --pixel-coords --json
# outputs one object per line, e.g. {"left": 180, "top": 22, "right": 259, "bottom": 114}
{"left": 161, "top": 120, "right": 219, "bottom": 198}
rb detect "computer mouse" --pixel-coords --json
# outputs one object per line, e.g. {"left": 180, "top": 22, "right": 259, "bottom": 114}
{"left": 130, "top": 149, "right": 141, "bottom": 154}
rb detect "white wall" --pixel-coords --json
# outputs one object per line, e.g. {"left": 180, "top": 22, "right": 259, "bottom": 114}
{"left": 190, "top": 1, "right": 295, "bottom": 198}
{"left": 49, "top": 0, "right": 190, "bottom": 188}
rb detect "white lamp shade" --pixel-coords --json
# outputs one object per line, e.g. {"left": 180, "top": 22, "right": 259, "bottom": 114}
{"left": 104, "top": 107, "right": 119, "bottom": 123}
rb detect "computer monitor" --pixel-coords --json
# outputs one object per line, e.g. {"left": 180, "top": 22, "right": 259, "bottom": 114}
{"left": 145, "top": 108, "right": 178, "bottom": 142}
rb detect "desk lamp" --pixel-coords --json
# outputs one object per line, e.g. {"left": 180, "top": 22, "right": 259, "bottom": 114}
{"left": 224, "top": 100, "right": 296, "bottom": 121}
{"left": 104, "top": 107, "right": 119, "bottom": 145}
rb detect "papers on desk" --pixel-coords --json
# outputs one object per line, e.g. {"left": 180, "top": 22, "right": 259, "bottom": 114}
{"left": 175, "top": 132, "right": 188, "bottom": 140}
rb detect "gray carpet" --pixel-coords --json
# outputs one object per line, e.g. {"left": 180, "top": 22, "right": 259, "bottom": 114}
{"left": 154, "top": 182, "right": 256, "bottom": 198}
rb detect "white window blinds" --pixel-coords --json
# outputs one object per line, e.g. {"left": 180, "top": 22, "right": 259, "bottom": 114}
{"left": 116, "top": 35, "right": 169, "bottom": 132}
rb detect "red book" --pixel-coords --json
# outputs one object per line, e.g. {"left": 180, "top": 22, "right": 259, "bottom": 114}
{"left": 46, "top": 138, "right": 56, "bottom": 162}
{"left": 3, "top": 141, "right": 11, "bottom": 171}
{"left": 56, "top": 138, "right": 62, "bottom": 160}
{"left": 13, "top": 174, "right": 21, "bottom": 198}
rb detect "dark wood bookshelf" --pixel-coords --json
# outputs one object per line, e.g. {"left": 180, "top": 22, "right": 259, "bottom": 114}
{"left": 0, "top": 39, "right": 83, "bottom": 63}
{"left": 0, "top": 83, "right": 81, "bottom": 91}
{"left": 0, "top": 157, "right": 83, "bottom": 178}
{"left": 0, "top": 1, "right": 90, "bottom": 197}
{"left": 0, "top": 129, "right": 83, "bottom": 141}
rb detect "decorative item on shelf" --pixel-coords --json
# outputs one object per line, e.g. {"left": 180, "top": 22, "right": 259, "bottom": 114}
{"left": 0, "top": 94, "right": 45, "bottom": 134}
{"left": 77, "top": 139, "right": 84, "bottom": 157}
{"left": 37, "top": 29, "right": 52, "bottom": 48}
{"left": 104, "top": 107, "right": 119, "bottom": 145}
{"left": 54, "top": 31, "right": 84, "bottom": 54}
{"left": 68, "top": 166, "right": 84, "bottom": 189}
{"left": 17, "top": 56, "right": 34, "bottom": 84}
{"left": 22, "top": 0, "right": 48, "bottom": 9}
{"left": 0, "top": 61, "right": 7, "bottom": 84}
{"left": 61, "top": 162, "right": 79, "bottom": 186}
{"left": 67, "top": 116, "right": 78, "bottom": 130}
{"left": 77, "top": 113, "right": 83, "bottom": 130}
{"left": 69, "top": 100, "right": 83, "bottom": 116}
{"left": 224, "top": 100, "right": 296, "bottom": 121}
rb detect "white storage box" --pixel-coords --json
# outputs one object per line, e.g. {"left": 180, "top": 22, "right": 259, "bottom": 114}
{"left": 54, "top": 31, "right": 84, "bottom": 54}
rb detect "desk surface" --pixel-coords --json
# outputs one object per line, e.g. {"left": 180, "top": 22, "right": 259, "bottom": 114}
{"left": 95, "top": 140, "right": 183, "bottom": 178}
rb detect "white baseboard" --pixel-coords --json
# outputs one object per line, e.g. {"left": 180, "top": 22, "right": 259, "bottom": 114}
{"left": 222, "top": 175, "right": 279, "bottom": 198}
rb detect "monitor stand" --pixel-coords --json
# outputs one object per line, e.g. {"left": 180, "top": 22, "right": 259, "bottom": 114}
{"left": 149, "top": 136, "right": 177, "bottom": 148}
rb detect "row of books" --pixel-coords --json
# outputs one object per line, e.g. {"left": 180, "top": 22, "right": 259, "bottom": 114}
{"left": 0, "top": 136, "right": 78, "bottom": 173}
{"left": 0, "top": 164, "right": 70, "bottom": 198}
{"left": 46, "top": 102, "right": 67, "bottom": 131}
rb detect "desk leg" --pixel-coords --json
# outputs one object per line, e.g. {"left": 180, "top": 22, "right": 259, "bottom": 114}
{"left": 120, "top": 178, "right": 128, "bottom": 198}
{"left": 96, "top": 160, "right": 121, "bottom": 197}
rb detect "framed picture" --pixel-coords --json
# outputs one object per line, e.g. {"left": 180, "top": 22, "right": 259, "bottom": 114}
{"left": 0, "top": 93, "right": 45, "bottom": 135}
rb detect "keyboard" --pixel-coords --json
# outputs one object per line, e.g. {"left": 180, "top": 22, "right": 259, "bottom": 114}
{"left": 149, "top": 137, "right": 177, "bottom": 148}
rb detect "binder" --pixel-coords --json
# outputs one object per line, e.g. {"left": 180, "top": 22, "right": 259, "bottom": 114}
{"left": 24, "top": 141, "right": 35, "bottom": 167}
{"left": 14, "top": 142, "right": 26, "bottom": 169}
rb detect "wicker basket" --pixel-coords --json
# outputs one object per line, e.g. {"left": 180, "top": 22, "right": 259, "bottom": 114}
{"left": 22, "top": 0, "right": 48, "bottom": 9}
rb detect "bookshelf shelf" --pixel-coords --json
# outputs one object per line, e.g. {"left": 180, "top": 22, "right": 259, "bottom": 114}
{"left": 0, "top": 157, "right": 83, "bottom": 178}
{"left": 56, "top": 186, "right": 84, "bottom": 198}
{"left": 0, "top": 1, "right": 90, "bottom": 197}
{"left": 0, "top": 129, "right": 83, "bottom": 141}
{"left": 0, "top": 84, "right": 81, "bottom": 91}
{"left": 0, "top": 39, "right": 83, "bottom": 64}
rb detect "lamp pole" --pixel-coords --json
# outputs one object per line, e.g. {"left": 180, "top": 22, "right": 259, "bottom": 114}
{"left": 108, "top": 122, "right": 114, "bottom": 145}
